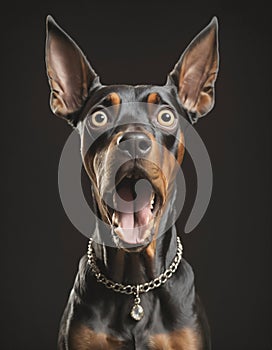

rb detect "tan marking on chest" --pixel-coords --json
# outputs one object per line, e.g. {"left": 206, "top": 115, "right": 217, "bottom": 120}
{"left": 69, "top": 324, "right": 124, "bottom": 350}
{"left": 149, "top": 327, "right": 201, "bottom": 350}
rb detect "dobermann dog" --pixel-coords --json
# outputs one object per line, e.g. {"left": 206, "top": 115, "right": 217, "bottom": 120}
{"left": 45, "top": 15, "right": 219, "bottom": 350}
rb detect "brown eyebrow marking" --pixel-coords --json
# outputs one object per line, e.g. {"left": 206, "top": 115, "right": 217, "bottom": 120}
{"left": 108, "top": 92, "right": 121, "bottom": 105}
{"left": 147, "top": 92, "right": 160, "bottom": 104}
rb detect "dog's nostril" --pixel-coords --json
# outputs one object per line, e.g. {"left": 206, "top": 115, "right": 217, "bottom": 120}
{"left": 118, "top": 138, "right": 128, "bottom": 151}
{"left": 139, "top": 139, "right": 151, "bottom": 152}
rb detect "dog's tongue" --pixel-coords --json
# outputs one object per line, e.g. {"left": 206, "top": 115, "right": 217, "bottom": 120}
{"left": 114, "top": 179, "right": 153, "bottom": 244}
{"left": 115, "top": 182, "right": 134, "bottom": 230}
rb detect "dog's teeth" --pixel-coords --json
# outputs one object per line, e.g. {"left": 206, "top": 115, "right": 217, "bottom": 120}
{"left": 150, "top": 194, "right": 155, "bottom": 210}
{"left": 144, "top": 229, "right": 151, "bottom": 239}
{"left": 112, "top": 212, "right": 118, "bottom": 225}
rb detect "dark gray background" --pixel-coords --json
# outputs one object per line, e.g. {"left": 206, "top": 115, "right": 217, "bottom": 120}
{"left": 1, "top": 1, "right": 271, "bottom": 349}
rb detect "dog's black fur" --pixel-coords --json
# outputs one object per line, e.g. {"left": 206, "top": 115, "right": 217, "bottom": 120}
{"left": 45, "top": 16, "right": 219, "bottom": 350}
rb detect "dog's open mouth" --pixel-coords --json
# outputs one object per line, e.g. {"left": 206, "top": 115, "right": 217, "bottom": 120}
{"left": 103, "top": 169, "right": 163, "bottom": 247}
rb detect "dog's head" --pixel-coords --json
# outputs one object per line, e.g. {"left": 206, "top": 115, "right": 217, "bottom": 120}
{"left": 45, "top": 16, "right": 219, "bottom": 251}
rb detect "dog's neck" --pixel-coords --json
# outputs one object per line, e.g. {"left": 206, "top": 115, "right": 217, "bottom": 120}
{"left": 91, "top": 225, "right": 178, "bottom": 285}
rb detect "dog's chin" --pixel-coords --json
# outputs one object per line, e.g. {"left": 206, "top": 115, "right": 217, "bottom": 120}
{"left": 112, "top": 226, "right": 155, "bottom": 253}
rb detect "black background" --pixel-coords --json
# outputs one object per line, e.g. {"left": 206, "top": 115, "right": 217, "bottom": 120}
{"left": 1, "top": 1, "right": 271, "bottom": 349}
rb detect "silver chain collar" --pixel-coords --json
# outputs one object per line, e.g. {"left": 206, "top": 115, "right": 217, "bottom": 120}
{"left": 87, "top": 236, "right": 183, "bottom": 321}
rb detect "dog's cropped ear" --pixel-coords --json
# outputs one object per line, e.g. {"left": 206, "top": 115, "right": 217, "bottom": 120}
{"left": 168, "top": 17, "right": 219, "bottom": 123}
{"left": 45, "top": 16, "right": 99, "bottom": 120}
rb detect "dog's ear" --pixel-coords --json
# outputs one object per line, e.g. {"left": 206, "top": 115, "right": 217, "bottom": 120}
{"left": 45, "top": 16, "right": 99, "bottom": 120}
{"left": 168, "top": 17, "right": 219, "bottom": 123}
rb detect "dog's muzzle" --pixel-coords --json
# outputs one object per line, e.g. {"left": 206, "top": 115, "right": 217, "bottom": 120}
{"left": 98, "top": 131, "right": 165, "bottom": 249}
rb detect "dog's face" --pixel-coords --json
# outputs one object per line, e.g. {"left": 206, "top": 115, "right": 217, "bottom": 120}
{"left": 45, "top": 16, "right": 218, "bottom": 251}
{"left": 79, "top": 85, "right": 186, "bottom": 250}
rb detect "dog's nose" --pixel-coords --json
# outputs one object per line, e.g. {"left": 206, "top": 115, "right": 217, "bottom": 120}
{"left": 117, "top": 132, "right": 152, "bottom": 157}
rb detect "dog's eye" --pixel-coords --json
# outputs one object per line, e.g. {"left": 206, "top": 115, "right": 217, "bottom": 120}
{"left": 157, "top": 109, "right": 176, "bottom": 127}
{"left": 91, "top": 111, "right": 108, "bottom": 127}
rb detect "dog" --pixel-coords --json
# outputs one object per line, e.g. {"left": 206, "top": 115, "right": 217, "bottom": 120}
{"left": 45, "top": 15, "right": 219, "bottom": 350}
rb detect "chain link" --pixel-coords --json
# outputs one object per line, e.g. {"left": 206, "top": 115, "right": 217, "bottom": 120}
{"left": 87, "top": 237, "right": 183, "bottom": 296}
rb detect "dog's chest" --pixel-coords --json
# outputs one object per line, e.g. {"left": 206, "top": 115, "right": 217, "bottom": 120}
{"left": 68, "top": 292, "right": 200, "bottom": 350}
{"left": 69, "top": 322, "right": 200, "bottom": 350}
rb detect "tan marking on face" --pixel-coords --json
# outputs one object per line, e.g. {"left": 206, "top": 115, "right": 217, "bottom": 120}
{"left": 147, "top": 92, "right": 160, "bottom": 104}
{"left": 70, "top": 323, "right": 124, "bottom": 350}
{"left": 146, "top": 239, "right": 157, "bottom": 259}
{"left": 139, "top": 130, "right": 181, "bottom": 245}
{"left": 149, "top": 328, "right": 201, "bottom": 350}
{"left": 177, "top": 131, "right": 185, "bottom": 164}
{"left": 108, "top": 92, "right": 121, "bottom": 105}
